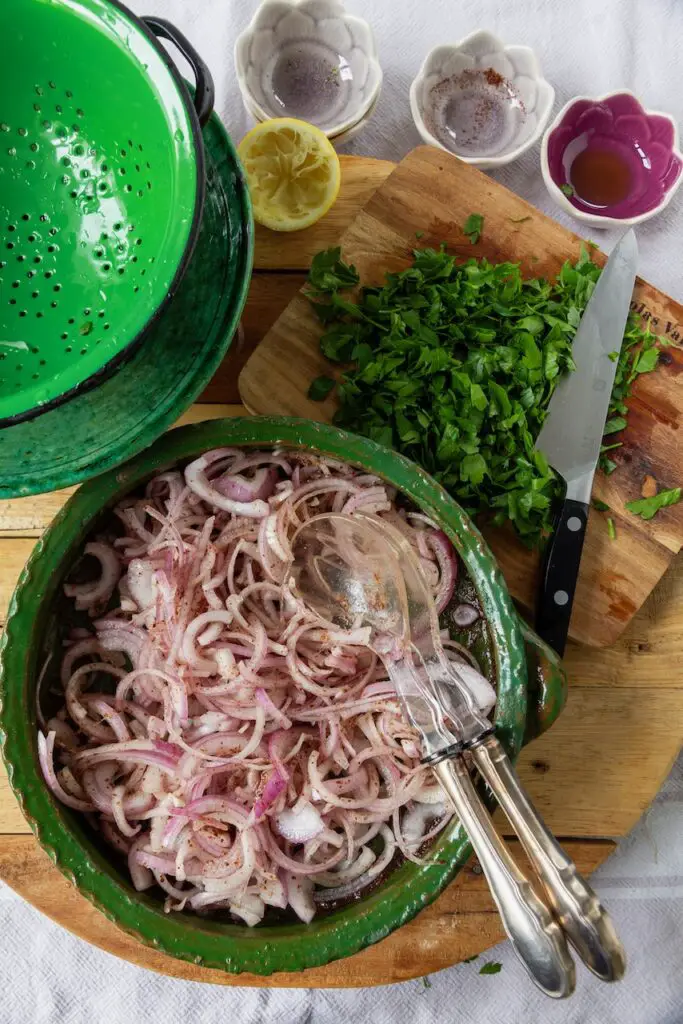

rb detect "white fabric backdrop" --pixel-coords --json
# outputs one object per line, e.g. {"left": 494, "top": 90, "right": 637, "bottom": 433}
{"left": 3, "top": 1, "right": 683, "bottom": 1021}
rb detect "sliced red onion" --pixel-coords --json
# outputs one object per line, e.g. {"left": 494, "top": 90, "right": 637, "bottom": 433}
{"left": 275, "top": 802, "right": 324, "bottom": 844}
{"left": 185, "top": 451, "right": 270, "bottom": 518}
{"left": 313, "top": 826, "right": 396, "bottom": 901}
{"left": 253, "top": 768, "right": 287, "bottom": 820}
{"left": 126, "top": 559, "right": 156, "bottom": 612}
{"left": 215, "top": 467, "right": 278, "bottom": 504}
{"left": 453, "top": 602, "right": 480, "bottom": 628}
{"left": 448, "top": 663, "right": 496, "bottom": 716}
{"left": 38, "top": 732, "right": 94, "bottom": 812}
{"left": 284, "top": 872, "right": 315, "bottom": 924}
{"left": 427, "top": 530, "right": 458, "bottom": 614}
{"left": 128, "top": 836, "right": 154, "bottom": 891}
{"left": 64, "top": 542, "right": 121, "bottom": 612}
{"left": 229, "top": 893, "right": 266, "bottom": 927}
{"left": 44, "top": 448, "right": 493, "bottom": 926}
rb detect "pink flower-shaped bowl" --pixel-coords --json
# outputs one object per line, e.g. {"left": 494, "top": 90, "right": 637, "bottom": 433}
{"left": 541, "top": 91, "right": 683, "bottom": 228}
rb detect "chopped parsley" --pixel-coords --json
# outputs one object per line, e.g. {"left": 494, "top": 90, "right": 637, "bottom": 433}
{"left": 306, "top": 245, "right": 667, "bottom": 546}
{"left": 307, "top": 375, "right": 336, "bottom": 401}
{"left": 479, "top": 961, "right": 503, "bottom": 975}
{"left": 560, "top": 183, "right": 575, "bottom": 197}
{"left": 626, "top": 487, "right": 682, "bottom": 521}
{"left": 463, "top": 213, "right": 484, "bottom": 245}
{"left": 607, "top": 516, "right": 617, "bottom": 540}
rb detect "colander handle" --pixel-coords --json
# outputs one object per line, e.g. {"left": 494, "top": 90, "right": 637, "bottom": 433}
{"left": 142, "top": 17, "right": 215, "bottom": 128}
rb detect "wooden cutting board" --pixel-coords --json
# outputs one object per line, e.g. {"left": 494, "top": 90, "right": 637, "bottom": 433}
{"left": 4, "top": 160, "right": 683, "bottom": 984}
{"left": 239, "top": 146, "right": 683, "bottom": 649}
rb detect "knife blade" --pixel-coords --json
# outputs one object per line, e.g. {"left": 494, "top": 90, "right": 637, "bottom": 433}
{"left": 534, "top": 229, "right": 638, "bottom": 655}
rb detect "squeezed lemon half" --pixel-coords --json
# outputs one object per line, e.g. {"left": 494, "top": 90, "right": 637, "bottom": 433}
{"left": 238, "top": 118, "right": 341, "bottom": 232}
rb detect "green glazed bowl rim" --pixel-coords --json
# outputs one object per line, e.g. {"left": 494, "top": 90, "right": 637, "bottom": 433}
{"left": 0, "top": 416, "right": 528, "bottom": 975}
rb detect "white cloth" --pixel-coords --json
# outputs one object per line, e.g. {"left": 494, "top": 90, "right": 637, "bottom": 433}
{"left": 3, "top": 1, "right": 683, "bottom": 1021}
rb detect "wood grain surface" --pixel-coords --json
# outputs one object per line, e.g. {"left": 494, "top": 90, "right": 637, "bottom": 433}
{"left": 1, "top": 155, "right": 682, "bottom": 988}
{"left": 240, "top": 146, "right": 683, "bottom": 649}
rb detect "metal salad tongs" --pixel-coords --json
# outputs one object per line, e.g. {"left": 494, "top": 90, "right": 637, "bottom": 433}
{"left": 290, "top": 511, "right": 625, "bottom": 998}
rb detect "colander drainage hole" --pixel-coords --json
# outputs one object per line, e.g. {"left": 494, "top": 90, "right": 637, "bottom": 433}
{"left": 7, "top": 225, "right": 15, "bottom": 232}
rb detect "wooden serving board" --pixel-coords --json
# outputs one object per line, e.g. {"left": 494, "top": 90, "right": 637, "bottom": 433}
{"left": 3, "top": 157, "right": 683, "bottom": 987}
{"left": 239, "top": 146, "right": 683, "bottom": 648}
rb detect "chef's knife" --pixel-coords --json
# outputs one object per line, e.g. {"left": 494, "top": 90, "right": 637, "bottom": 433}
{"left": 534, "top": 229, "right": 638, "bottom": 656}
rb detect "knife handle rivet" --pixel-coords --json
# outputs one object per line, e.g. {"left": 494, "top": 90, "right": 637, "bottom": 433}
{"left": 554, "top": 590, "right": 570, "bottom": 606}
{"left": 566, "top": 517, "right": 583, "bottom": 532}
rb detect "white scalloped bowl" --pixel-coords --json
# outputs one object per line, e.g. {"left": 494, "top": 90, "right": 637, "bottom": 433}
{"left": 410, "top": 30, "right": 554, "bottom": 169}
{"left": 240, "top": 79, "right": 379, "bottom": 150}
{"left": 235, "top": 0, "right": 382, "bottom": 138}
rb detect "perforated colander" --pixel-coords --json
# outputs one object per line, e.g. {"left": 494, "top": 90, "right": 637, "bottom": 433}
{"left": 0, "top": 0, "right": 214, "bottom": 425}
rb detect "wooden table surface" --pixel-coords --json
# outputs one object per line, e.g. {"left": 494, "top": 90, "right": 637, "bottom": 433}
{"left": 1, "top": 156, "right": 682, "bottom": 987}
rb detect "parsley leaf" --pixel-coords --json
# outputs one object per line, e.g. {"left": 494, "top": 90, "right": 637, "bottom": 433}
{"left": 307, "top": 375, "right": 336, "bottom": 401}
{"left": 592, "top": 499, "right": 610, "bottom": 512}
{"left": 635, "top": 346, "right": 660, "bottom": 374}
{"left": 463, "top": 213, "right": 484, "bottom": 244}
{"left": 307, "top": 245, "right": 667, "bottom": 546}
{"left": 626, "top": 487, "right": 682, "bottom": 520}
{"left": 307, "top": 247, "right": 359, "bottom": 294}
{"left": 479, "top": 961, "right": 503, "bottom": 975}
{"left": 560, "top": 184, "right": 575, "bottom": 197}
{"left": 603, "top": 416, "right": 627, "bottom": 435}
{"left": 421, "top": 976, "right": 432, "bottom": 989}
{"left": 462, "top": 955, "right": 479, "bottom": 964}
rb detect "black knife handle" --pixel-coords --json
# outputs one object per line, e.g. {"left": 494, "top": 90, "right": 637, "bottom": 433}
{"left": 536, "top": 498, "right": 589, "bottom": 657}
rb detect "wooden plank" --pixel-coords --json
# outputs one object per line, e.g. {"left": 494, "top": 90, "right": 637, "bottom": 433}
{"left": 0, "top": 833, "right": 612, "bottom": 987}
{"left": 239, "top": 146, "right": 683, "bottom": 648}
{"left": 199, "top": 275, "right": 306, "bottom": 405}
{"left": 0, "top": 539, "right": 33, "bottom": 624}
{"left": 510, "top": 683, "right": 683, "bottom": 837}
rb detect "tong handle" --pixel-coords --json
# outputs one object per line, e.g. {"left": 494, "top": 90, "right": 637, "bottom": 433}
{"left": 433, "top": 757, "right": 575, "bottom": 998}
{"left": 470, "top": 734, "right": 626, "bottom": 982}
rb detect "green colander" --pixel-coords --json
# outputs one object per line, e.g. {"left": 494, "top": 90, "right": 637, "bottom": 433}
{"left": 0, "top": 0, "right": 215, "bottom": 425}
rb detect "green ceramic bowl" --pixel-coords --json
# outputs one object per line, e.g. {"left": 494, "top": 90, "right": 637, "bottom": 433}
{"left": 0, "top": 417, "right": 566, "bottom": 975}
